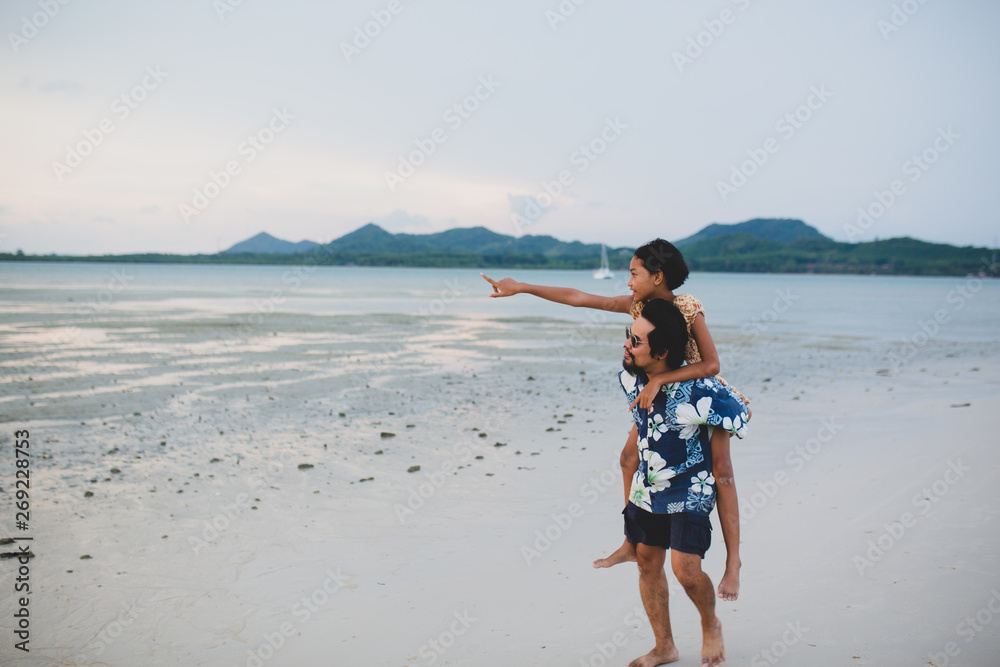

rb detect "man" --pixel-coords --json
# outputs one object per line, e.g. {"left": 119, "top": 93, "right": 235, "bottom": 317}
{"left": 618, "top": 299, "right": 748, "bottom": 667}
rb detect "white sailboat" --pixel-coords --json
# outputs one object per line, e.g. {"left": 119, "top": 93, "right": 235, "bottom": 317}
{"left": 593, "top": 244, "right": 613, "bottom": 279}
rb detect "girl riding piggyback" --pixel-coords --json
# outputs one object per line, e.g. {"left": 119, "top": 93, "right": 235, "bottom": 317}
{"left": 482, "top": 238, "right": 749, "bottom": 601}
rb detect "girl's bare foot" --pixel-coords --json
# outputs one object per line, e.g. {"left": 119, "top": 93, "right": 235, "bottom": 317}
{"left": 592, "top": 540, "right": 637, "bottom": 568}
{"left": 628, "top": 644, "right": 679, "bottom": 667}
{"left": 702, "top": 618, "right": 726, "bottom": 666}
{"left": 717, "top": 562, "right": 740, "bottom": 601}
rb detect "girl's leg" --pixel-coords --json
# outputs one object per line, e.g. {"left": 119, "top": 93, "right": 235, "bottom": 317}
{"left": 620, "top": 432, "right": 640, "bottom": 502}
{"left": 710, "top": 429, "right": 741, "bottom": 601}
{"left": 593, "top": 426, "right": 640, "bottom": 568}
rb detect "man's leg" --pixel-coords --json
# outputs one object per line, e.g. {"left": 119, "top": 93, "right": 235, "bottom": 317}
{"left": 629, "top": 543, "right": 680, "bottom": 667}
{"left": 671, "top": 549, "right": 725, "bottom": 666}
{"left": 593, "top": 424, "right": 640, "bottom": 568}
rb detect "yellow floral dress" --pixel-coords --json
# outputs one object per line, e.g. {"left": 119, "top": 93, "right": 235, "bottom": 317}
{"left": 630, "top": 294, "right": 749, "bottom": 407}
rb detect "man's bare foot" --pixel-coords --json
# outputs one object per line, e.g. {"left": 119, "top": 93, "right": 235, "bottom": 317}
{"left": 628, "top": 645, "right": 679, "bottom": 667}
{"left": 717, "top": 562, "right": 740, "bottom": 601}
{"left": 701, "top": 618, "right": 725, "bottom": 666}
{"left": 592, "top": 540, "right": 637, "bottom": 568}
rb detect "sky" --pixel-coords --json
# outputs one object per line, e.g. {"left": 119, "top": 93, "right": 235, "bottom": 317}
{"left": 1, "top": 0, "right": 998, "bottom": 255}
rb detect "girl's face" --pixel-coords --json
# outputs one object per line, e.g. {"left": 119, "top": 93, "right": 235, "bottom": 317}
{"left": 627, "top": 256, "right": 663, "bottom": 301}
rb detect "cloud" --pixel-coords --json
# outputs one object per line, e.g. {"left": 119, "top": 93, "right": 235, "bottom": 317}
{"left": 140, "top": 205, "right": 160, "bottom": 214}
{"left": 507, "top": 194, "right": 554, "bottom": 235}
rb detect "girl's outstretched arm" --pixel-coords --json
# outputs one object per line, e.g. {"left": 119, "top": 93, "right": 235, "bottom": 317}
{"left": 481, "top": 273, "right": 632, "bottom": 313}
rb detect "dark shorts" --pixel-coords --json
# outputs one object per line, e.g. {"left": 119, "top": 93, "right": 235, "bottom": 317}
{"left": 623, "top": 502, "right": 712, "bottom": 558}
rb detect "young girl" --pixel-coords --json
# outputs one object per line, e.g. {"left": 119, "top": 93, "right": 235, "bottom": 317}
{"left": 481, "top": 238, "right": 748, "bottom": 601}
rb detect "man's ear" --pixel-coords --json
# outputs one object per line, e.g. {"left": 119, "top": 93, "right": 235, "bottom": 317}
{"left": 651, "top": 347, "right": 668, "bottom": 362}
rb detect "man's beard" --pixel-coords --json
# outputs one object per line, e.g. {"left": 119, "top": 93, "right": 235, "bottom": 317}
{"left": 622, "top": 351, "right": 641, "bottom": 376}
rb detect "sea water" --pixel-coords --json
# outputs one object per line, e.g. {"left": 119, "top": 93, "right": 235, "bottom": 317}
{"left": 1, "top": 261, "right": 997, "bottom": 345}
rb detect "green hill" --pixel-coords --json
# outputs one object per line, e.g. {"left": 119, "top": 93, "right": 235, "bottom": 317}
{"left": 4, "top": 219, "right": 994, "bottom": 277}
{"left": 682, "top": 234, "right": 994, "bottom": 276}
{"left": 675, "top": 218, "right": 828, "bottom": 248}
{"left": 222, "top": 232, "right": 319, "bottom": 255}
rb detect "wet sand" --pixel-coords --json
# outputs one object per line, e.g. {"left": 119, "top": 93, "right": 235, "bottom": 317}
{"left": 1, "top": 295, "right": 999, "bottom": 666}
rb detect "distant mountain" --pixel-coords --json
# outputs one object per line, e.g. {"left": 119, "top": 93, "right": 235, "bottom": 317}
{"left": 225, "top": 219, "right": 826, "bottom": 260}
{"left": 331, "top": 224, "right": 634, "bottom": 268}
{"left": 87, "top": 219, "right": 991, "bottom": 276}
{"left": 223, "top": 232, "right": 319, "bottom": 255}
{"left": 328, "top": 223, "right": 432, "bottom": 254}
{"left": 411, "top": 226, "right": 512, "bottom": 252}
{"left": 675, "top": 218, "right": 828, "bottom": 248}
{"left": 680, "top": 233, "right": 993, "bottom": 275}
{"left": 221, "top": 223, "right": 635, "bottom": 269}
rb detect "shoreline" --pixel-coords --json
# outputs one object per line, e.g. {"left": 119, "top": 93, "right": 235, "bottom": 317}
{"left": 4, "top": 255, "right": 999, "bottom": 279}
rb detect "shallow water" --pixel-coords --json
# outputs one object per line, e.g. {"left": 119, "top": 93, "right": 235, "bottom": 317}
{"left": 2, "top": 261, "right": 998, "bottom": 343}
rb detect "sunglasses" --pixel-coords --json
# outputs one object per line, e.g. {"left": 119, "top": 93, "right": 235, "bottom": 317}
{"left": 625, "top": 325, "right": 645, "bottom": 348}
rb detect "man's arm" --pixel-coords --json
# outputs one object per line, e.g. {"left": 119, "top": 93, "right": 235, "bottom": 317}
{"left": 710, "top": 426, "right": 742, "bottom": 600}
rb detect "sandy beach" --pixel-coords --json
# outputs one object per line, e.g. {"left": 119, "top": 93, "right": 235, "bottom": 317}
{"left": 1, "top": 267, "right": 999, "bottom": 666}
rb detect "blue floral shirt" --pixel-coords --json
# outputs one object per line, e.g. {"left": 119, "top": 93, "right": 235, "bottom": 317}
{"left": 619, "top": 369, "right": 749, "bottom": 516}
